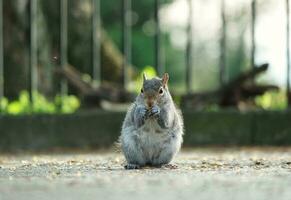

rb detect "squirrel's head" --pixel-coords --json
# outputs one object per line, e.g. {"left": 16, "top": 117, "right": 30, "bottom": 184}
{"left": 138, "top": 73, "right": 171, "bottom": 108}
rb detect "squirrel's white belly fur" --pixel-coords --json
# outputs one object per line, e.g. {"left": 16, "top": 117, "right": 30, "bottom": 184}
{"left": 135, "top": 118, "right": 182, "bottom": 164}
{"left": 138, "top": 119, "right": 168, "bottom": 159}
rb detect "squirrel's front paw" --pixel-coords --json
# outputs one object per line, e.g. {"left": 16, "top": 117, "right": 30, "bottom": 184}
{"left": 149, "top": 105, "right": 160, "bottom": 117}
{"left": 139, "top": 106, "right": 148, "bottom": 118}
{"left": 135, "top": 106, "right": 148, "bottom": 127}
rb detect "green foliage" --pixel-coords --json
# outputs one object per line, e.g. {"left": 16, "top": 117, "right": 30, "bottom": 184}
{"left": 0, "top": 97, "right": 8, "bottom": 112}
{"left": 255, "top": 91, "right": 287, "bottom": 110}
{"left": 131, "top": 30, "right": 155, "bottom": 69}
{"left": 204, "top": 104, "right": 221, "bottom": 112}
{"left": 54, "top": 94, "right": 80, "bottom": 114}
{"left": 0, "top": 91, "right": 80, "bottom": 115}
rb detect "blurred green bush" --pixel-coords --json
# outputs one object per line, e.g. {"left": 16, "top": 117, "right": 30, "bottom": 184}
{"left": 255, "top": 91, "right": 287, "bottom": 110}
{"left": 0, "top": 91, "right": 80, "bottom": 115}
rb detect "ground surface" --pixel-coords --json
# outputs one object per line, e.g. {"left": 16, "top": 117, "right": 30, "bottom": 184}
{"left": 0, "top": 147, "right": 291, "bottom": 200}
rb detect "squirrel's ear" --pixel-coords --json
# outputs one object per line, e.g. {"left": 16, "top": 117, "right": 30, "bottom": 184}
{"left": 143, "top": 73, "right": 147, "bottom": 82}
{"left": 162, "top": 73, "right": 169, "bottom": 87}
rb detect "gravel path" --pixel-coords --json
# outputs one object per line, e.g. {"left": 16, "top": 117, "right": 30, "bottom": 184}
{"left": 0, "top": 147, "right": 291, "bottom": 200}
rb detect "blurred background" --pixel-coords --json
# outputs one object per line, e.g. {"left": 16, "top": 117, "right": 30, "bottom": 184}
{"left": 0, "top": 0, "right": 291, "bottom": 150}
{"left": 1, "top": 3, "right": 291, "bottom": 200}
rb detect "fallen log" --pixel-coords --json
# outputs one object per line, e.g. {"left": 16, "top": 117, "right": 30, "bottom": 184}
{"left": 181, "top": 63, "right": 279, "bottom": 109}
{"left": 55, "top": 65, "right": 135, "bottom": 107}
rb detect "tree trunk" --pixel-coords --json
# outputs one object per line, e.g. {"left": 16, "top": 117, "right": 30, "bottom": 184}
{"left": 3, "top": 0, "right": 30, "bottom": 99}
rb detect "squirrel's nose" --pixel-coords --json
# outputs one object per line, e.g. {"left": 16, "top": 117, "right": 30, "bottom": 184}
{"left": 147, "top": 102, "right": 153, "bottom": 108}
{"left": 146, "top": 99, "right": 154, "bottom": 108}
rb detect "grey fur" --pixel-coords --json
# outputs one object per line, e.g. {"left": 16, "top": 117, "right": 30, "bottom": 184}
{"left": 120, "top": 75, "right": 184, "bottom": 169}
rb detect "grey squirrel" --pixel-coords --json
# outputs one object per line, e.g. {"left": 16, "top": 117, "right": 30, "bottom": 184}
{"left": 120, "top": 73, "right": 184, "bottom": 169}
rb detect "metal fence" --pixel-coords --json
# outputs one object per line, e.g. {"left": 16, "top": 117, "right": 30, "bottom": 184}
{"left": 0, "top": 0, "right": 290, "bottom": 107}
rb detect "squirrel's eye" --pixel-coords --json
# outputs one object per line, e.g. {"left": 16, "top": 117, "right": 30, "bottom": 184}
{"left": 141, "top": 88, "right": 144, "bottom": 93}
{"left": 159, "top": 88, "right": 163, "bottom": 94}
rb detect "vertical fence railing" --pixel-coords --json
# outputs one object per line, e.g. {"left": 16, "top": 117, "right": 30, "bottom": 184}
{"left": 0, "top": 0, "right": 289, "bottom": 111}
{"left": 219, "top": 0, "right": 226, "bottom": 86}
{"left": 186, "top": 0, "right": 193, "bottom": 93}
{"left": 122, "top": 0, "right": 131, "bottom": 88}
{"left": 154, "top": 0, "right": 163, "bottom": 76}
{"left": 0, "top": 0, "right": 3, "bottom": 99}
{"left": 60, "top": 0, "right": 68, "bottom": 95}
{"left": 287, "top": 0, "right": 291, "bottom": 106}
{"left": 251, "top": 0, "right": 256, "bottom": 70}
{"left": 92, "top": 0, "right": 101, "bottom": 87}
{"left": 29, "top": 0, "right": 38, "bottom": 103}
